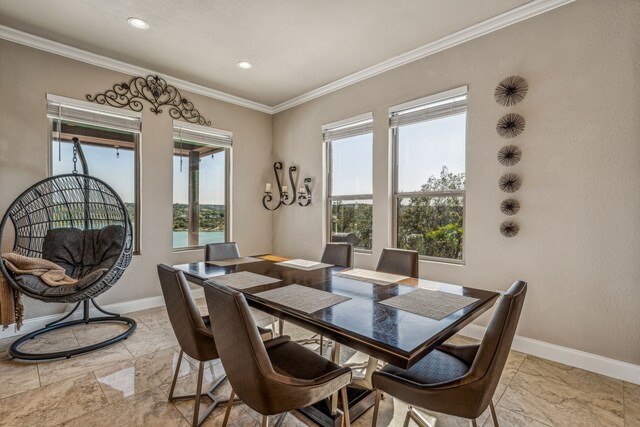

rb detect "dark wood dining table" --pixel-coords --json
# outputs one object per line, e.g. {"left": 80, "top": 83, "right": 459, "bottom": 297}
{"left": 174, "top": 255, "right": 499, "bottom": 426}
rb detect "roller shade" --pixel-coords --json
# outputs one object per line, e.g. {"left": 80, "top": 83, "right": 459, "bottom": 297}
{"left": 173, "top": 121, "right": 232, "bottom": 147}
{"left": 390, "top": 87, "right": 467, "bottom": 128}
{"left": 46, "top": 94, "right": 141, "bottom": 133}
{"left": 322, "top": 113, "right": 373, "bottom": 142}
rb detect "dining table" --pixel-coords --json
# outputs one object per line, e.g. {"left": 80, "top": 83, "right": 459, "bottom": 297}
{"left": 174, "top": 254, "right": 499, "bottom": 427}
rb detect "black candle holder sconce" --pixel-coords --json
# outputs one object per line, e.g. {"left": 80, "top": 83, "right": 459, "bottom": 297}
{"left": 262, "top": 162, "right": 312, "bottom": 210}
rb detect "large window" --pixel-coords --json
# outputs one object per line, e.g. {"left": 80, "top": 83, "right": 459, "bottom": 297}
{"left": 323, "top": 114, "right": 373, "bottom": 251}
{"left": 391, "top": 87, "right": 467, "bottom": 262}
{"left": 173, "top": 122, "right": 231, "bottom": 250}
{"left": 48, "top": 95, "right": 141, "bottom": 253}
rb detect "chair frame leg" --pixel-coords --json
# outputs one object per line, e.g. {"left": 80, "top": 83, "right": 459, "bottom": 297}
{"left": 403, "top": 406, "right": 433, "bottom": 427}
{"left": 192, "top": 361, "right": 204, "bottom": 427}
{"left": 489, "top": 401, "right": 499, "bottom": 427}
{"left": 340, "top": 386, "right": 351, "bottom": 427}
{"left": 262, "top": 415, "right": 269, "bottom": 427}
{"left": 372, "top": 388, "right": 381, "bottom": 427}
{"left": 221, "top": 389, "right": 235, "bottom": 427}
{"left": 469, "top": 419, "right": 478, "bottom": 427}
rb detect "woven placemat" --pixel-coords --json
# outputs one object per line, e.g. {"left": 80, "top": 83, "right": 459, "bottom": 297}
{"left": 379, "top": 288, "right": 479, "bottom": 320}
{"left": 334, "top": 268, "right": 408, "bottom": 286}
{"left": 275, "top": 259, "right": 334, "bottom": 270}
{"left": 206, "top": 257, "right": 263, "bottom": 267}
{"left": 207, "top": 271, "right": 280, "bottom": 290}
{"left": 254, "top": 284, "right": 351, "bottom": 314}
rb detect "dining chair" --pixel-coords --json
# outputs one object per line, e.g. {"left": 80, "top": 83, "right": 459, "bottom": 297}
{"left": 204, "top": 281, "right": 354, "bottom": 427}
{"left": 321, "top": 242, "right": 354, "bottom": 268}
{"left": 157, "top": 264, "right": 272, "bottom": 427}
{"left": 205, "top": 242, "right": 240, "bottom": 261}
{"left": 376, "top": 248, "right": 419, "bottom": 278}
{"left": 371, "top": 280, "right": 527, "bottom": 427}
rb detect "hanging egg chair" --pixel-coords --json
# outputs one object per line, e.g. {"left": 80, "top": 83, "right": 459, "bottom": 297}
{"left": 0, "top": 138, "right": 136, "bottom": 360}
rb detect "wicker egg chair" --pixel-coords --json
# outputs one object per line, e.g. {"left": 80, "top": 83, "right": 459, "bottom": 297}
{"left": 0, "top": 139, "right": 136, "bottom": 360}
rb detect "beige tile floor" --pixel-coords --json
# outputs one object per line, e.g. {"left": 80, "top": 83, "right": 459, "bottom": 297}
{"left": 0, "top": 300, "right": 637, "bottom": 427}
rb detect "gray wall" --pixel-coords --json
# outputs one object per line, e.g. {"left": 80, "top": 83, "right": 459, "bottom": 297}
{"left": 272, "top": 0, "right": 640, "bottom": 365}
{"left": 0, "top": 39, "right": 274, "bottom": 319}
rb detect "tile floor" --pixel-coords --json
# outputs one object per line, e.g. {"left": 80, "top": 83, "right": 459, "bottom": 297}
{"left": 0, "top": 300, "right": 637, "bottom": 427}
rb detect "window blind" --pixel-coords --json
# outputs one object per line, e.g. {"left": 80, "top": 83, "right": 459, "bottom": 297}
{"left": 322, "top": 114, "right": 373, "bottom": 142}
{"left": 46, "top": 94, "right": 141, "bottom": 133}
{"left": 173, "top": 122, "right": 232, "bottom": 147}
{"left": 390, "top": 93, "right": 467, "bottom": 129}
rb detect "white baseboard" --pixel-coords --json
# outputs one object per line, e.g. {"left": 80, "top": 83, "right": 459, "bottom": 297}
{"left": 459, "top": 324, "right": 640, "bottom": 385}
{"left": 2, "top": 291, "right": 638, "bottom": 385}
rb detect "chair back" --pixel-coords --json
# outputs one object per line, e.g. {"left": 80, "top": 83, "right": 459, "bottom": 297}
{"left": 205, "top": 242, "right": 240, "bottom": 261}
{"left": 157, "top": 264, "right": 218, "bottom": 361}
{"left": 376, "top": 248, "right": 419, "bottom": 277}
{"left": 321, "top": 243, "right": 354, "bottom": 268}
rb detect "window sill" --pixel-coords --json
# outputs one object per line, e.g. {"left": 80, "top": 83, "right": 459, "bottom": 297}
{"left": 418, "top": 256, "right": 465, "bottom": 266}
{"left": 172, "top": 246, "right": 205, "bottom": 253}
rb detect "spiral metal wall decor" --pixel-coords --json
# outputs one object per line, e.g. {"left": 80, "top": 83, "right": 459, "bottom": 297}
{"left": 500, "top": 221, "right": 519, "bottom": 237}
{"left": 496, "top": 113, "right": 525, "bottom": 139}
{"left": 497, "top": 145, "right": 522, "bottom": 166}
{"left": 87, "top": 75, "right": 212, "bottom": 126}
{"left": 494, "top": 75, "right": 528, "bottom": 106}
{"left": 499, "top": 173, "right": 522, "bottom": 193}
{"left": 500, "top": 198, "right": 521, "bottom": 216}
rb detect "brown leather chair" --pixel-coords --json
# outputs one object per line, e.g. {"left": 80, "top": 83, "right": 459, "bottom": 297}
{"left": 157, "top": 264, "right": 271, "bottom": 427}
{"left": 205, "top": 242, "right": 240, "bottom": 261}
{"left": 203, "top": 281, "right": 353, "bottom": 427}
{"left": 371, "top": 281, "right": 527, "bottom": 427}
{"left": 376, "top": 248, "right": 419, "bottom": 277}
{"left": 321, "top": 242, "right": 354, "bottom": 268}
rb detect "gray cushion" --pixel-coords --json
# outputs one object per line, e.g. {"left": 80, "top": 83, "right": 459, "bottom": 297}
{"left": 14, "top": 268, "right": 107, "bottom": 296}
{"left": 380, "top": 349, "right": 470, "bottom": 385}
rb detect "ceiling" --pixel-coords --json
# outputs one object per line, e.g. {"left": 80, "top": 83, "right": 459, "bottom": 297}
{"left": 0, "top": 0, "right": 534, "bottom": 108}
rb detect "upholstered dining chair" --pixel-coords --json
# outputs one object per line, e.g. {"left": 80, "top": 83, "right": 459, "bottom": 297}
{"left": 376, "top": 248, "right": 419, "bottom": 278}
{"left": 205, "top": 242, "right": 240, "bottom": 261}
{"left": 371, "top": 281, "right": 527, "bottom": 427}
{"left": 157, "top": 264, "right": 272, "bottom": 427}
{"left": 204, "top": 281, "right": 354, "bottom": 427}
{"left": 321, "top": 242, "right": 354, "bottom": 268}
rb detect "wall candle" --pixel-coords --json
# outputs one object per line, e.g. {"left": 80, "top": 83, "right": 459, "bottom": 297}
{"left": 299, "top": 187, "right": 305, "bottom": 194}
{"left": 282, "top": 185, "right": 288, "bottom": 192}
{"left": 265, "top": 183, "right": 271, "bottom": 192}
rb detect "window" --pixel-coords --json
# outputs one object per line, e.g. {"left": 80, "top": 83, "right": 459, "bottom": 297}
{"left": 173, "top": 122, "right": 231, "bottom": 250}
{"left": 48, "top": 94, "right": 141, "bottom": 253}
{"left": 391, "top": 87, "right": 467, "bottom": 262}
{"left": 323, "top": 113, "right": 373, "bottom": 251}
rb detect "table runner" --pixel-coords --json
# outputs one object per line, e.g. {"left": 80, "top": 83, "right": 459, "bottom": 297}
{"left": 334, "top": 268, "right": 408, "bottom": 286}
{"left": 254, "top": 284, "right": 351, "bottom": 314}
{"left": 206, "top": 257, "right": 263, "bottom": 267}
{"left": 207, "top": 271, "right": 281, "bottom": 290}
{"left": 275, "top": 259, "right": 333, "bottom": 270}
{"left": 379, "top": 288, "right": 479, "bottom": 320}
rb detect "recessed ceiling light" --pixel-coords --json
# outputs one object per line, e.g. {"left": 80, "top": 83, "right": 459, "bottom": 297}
{"left": 127, "top": 17, "right": 150, "bottom": 30}
{"left": 237, "top": 61, "right": 253, "bottom": 70}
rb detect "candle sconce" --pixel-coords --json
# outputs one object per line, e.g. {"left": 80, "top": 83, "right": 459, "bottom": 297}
{"left": 262, "top": 162, "right": 312, "bottom": 210}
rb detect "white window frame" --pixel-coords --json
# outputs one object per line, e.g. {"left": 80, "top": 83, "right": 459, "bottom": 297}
{"left": 172, "top": 121, "right": 233, "bottom": 252}
{"left": 323, "top": 113, "right": 374, "bottom": 253}
{"left": 390, "top": 86, "right": 468, "bottom": 264}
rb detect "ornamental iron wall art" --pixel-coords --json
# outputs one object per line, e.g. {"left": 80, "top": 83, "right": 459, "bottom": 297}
{"left": 262, "top": 162, "right": 312, "bottom": 210}
{"left": 500, "top": 198, "right": 521, "bottom": 216}
{"left": 497, "top": 145, "right": 522, "bottom": 166}
{"left": 87, "top": 75, "right": 212, "bottom": 126}
{"left": 500, "top": 221, "right": 519, "bottom": 237}
{"left": 496, "top": 113, "right": 525, "bottom": 139}
{"left": 499, "top": 173, "right": 522, "bottom": 193}
{"left": 494, "top": 75, "right": 529, "bottom": 107}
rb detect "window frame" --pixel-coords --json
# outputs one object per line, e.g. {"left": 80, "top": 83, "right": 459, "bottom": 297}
{"left": 47, "top": 95, "right": 142, "bottom": 255}
{"left": 171, "top": 122, "right": 232, "bottom": 252}
{"left": 323, "top": 113, "right": 374, "bottom": 253}
{"left": 390, "top": 87, "right": 468, "bottom": 265}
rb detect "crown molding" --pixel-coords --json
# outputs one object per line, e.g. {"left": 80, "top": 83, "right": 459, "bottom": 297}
{"left": 271, "top": 0, "right": 575, "bottom": 113}
{"left": 0, "top": 25, "right": 274, "bottom": 114}
{"left": 1, "top": 0, "right": 574, "bottom": 115}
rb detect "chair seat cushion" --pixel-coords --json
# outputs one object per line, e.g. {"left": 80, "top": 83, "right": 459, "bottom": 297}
{"left": 14, "top": 268, "right": 107, "bottom": 296}
{"left": 379, "top": 349, "right": 470, "bottom": 385}
{"left": 267, "top": 339, "right": 342, "bottom": 380}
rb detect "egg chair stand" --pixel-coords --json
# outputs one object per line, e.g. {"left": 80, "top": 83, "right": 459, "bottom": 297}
{"left": 0, "top": 138, "right": 137, "bottom": 361}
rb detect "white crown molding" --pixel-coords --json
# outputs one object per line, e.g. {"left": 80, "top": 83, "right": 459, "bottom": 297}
{"left": 0, "top": 25, "right": 273, "bottom": 114}
{"left": 271, "top": 0, "right": 575, "bottom": 113}
{"left": 0, "top": 0, "right": 574, "bottom": 115}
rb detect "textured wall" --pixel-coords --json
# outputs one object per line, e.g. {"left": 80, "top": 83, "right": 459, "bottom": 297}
{"left": 272, "top": 0, "right": 640, "bottom": 364}
{"left": 0, "top": 39, "right": 274, "bottom": 319}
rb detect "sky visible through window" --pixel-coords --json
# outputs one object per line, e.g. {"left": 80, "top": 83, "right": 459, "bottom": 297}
{"left": 173, "top": 151, "right": 226, "bottom": 204}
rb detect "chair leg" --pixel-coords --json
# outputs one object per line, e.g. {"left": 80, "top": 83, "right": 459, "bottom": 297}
{"left": 221, "top": 389, "right": 235, "bottom": 427}
{"left": 469, "top": 419, "right": 478, "bottom": 427}
{"left": 262, "top": 415, "right": 269, "bottom": 427}
{"left": 340, "top": 386, "right": 351, "bottom": 427}
{"left": 403, "top": 410, "right": 412, "bottom": 427}
{"left": 371, "top": 388, "right": 381, "bottom": 427}
{"left": 278, "top": 319, "right": 284, "bottom": 336}
{"left": 192, "top": 361, "right": 204, "bottom": 427}
{"left": 330, "top": 343, "right": 341, "bottom": 415}
{"left": 319, "top": 335, "right": 324, "bottom": 355}
{"left": 489, "top": 401, "right": 499, "bottom": 427}
{"left": 168, "top": 349, "right": 183, "bottom": 400}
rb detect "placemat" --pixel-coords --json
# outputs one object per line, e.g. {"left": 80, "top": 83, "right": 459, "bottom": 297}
{"left": 254, "top": 284, "right": 351, "bottom": 313}
{"left": 379, "top": 288, "right": 479, "bottom": 320}
{"left": 207, "top": 271, "right": 281, "bottom": 290}
{"left": 206, "top": 257, "right": 263, "bottom": 267}
{"left": 275, "top": 259, "right": 334, "bottom": 270}
{"left": 334, "top": 268, "right": 408, "bottom": 286}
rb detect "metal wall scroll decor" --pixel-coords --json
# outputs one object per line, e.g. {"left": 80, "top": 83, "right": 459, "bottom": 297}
{"left": 262, "top": 162, "right": 312, "bottom": 210}
{"left": 87, "top": 75, "right": 212, "bottom": 126}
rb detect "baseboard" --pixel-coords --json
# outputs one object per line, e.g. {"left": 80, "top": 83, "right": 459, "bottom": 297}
{"left": 2, "top": 291, "right": 637, "bottom": 385}
{"left": 459, "top": 324, "right": 640, "bottom": 385}
{"left": 0, "top": 287, "right": 205, "bottom": 340}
